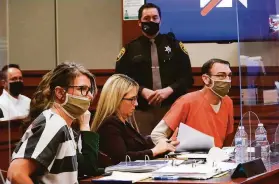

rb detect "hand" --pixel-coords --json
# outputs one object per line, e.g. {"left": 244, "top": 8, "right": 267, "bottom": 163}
{"left": 168, "top": 128, "right": 180, "bottom": 146}
{"left": 151, "top": 140, "right": 176, "bottom": 157}
{"left": 170, "top": 128, "right": 179, "bottom": 140}
{"left": 148, "top": 87, "right": 174, "bottom": 106}
{"left": 170, "top": 140, "right": 180, "bottom": 147}
{"left": 141, "top": 88, "right": 156, "bottom": 100}
{"left": 78, "top": 110, "right": 91, "bottom": 131}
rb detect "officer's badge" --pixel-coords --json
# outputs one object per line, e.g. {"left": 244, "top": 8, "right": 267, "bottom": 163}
{"left": 116, "top": 47, "right": 126, "bottom": 61}
{"left": 165, "top": 46, "right": 171, "bottom": 54}
{"left": 179, "top": 42, "right": 188, "bottom": 55}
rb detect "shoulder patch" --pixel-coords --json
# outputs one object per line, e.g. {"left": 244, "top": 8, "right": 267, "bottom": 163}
{"left": 116, "top": 47, "right": 126, "bottom": 62}
{"left": 179, "top": 42, "right": 188, "bottom": 55}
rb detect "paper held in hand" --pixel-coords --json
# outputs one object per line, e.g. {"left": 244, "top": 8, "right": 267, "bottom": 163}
{"left": 175, "top": 123, "right": 214, "bottom": 152}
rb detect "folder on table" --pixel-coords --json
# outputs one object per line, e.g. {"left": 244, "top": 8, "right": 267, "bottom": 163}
{"left": 105, "top": 160, "right": 168, "bottom": 173}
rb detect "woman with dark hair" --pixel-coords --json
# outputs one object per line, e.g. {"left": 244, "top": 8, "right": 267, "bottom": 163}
{"left": 7, "top": 62, "right": 99, "bottom": 184}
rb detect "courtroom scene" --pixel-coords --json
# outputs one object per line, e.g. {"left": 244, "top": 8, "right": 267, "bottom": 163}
{"left": 0, "top": 0, "right": 279, "bottom": 184}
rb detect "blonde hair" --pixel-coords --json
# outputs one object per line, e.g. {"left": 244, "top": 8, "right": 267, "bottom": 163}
{"left": 91, "top": 74, "right": 139, "bottom": 132}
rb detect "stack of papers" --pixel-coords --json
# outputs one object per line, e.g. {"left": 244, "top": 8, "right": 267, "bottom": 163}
{"left": 105, "top": 160, "right": 168, "bottom": 173}
{"left": 92, "top": 171, "right": 151, "bottom": 183}
{"left": 152, "top": 161, "right": 238, "bottom": 180}
{"left": 152, "top": 163, "right": 220, "bottom": 180}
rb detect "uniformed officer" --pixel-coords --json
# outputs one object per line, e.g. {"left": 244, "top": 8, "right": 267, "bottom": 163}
{"left": 115, "top": 3, "right": 194, "bottom": 135}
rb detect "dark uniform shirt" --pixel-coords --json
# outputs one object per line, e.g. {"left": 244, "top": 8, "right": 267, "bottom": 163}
{"left": 115, "top": 33, "right": 194, "bottom": 110}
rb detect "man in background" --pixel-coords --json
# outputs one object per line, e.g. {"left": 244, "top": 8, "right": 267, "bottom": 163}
{"left": 116, "top": 3, "right": 193, "bottom": 135}
{"left": 0, "top": 64, "right": 30, "bottom": 121}
{"left": 151, "top": 59, "right": 234, "bottom": 148}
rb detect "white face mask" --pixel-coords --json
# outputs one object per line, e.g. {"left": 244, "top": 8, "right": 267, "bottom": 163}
{"left": 60, "top": 93, "right": 91, "bottom": 119}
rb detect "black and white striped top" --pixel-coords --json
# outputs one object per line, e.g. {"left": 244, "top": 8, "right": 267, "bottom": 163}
{"left": 12, "top": 109, "right": 78, "bottom": 184}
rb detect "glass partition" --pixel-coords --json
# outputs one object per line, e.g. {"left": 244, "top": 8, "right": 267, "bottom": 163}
{"left": 1, "top": 0, "right": 279, "bottom": 179}
{"left": 236, "top": 0, "right": 279, "bottom": 167}
{"left": 0, "top": 0, "right": 10, "bottom": 181}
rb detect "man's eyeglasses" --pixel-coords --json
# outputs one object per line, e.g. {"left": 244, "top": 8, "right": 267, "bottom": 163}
{"left": 210, "top": 74, "right": 232, "bottom": 80}
{"left": 67, "top": 86, "right": 93, "bottom": 96}
{"left": 122, "top": 96, "right": 138, "bottom": 104}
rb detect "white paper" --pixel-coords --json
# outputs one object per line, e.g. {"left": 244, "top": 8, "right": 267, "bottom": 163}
{"left": 263, "top": 89, "right": 278, "bottom": 104}
{"left": 217, "top": 162, "right": 238, "bottom": 172}
{"left": 123, "top": 0, "right": 144, "bottom": 20}
{"left": 176, "top": 123, "right": 214, "bottom": 152}
{"left": 96, "top": 171, "right": 151, "bottom": 183}
{"left": 222, "top": 147, "right": 235, "bottom": 156}
{"left": 176, "top": 152, "right": 208, "bottom": 159}
{"left": 208, "top": 147, "right": 230, "bottom": 162}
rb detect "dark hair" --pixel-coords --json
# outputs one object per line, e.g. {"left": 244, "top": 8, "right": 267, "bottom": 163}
{"left": 2, "top": 64, "right": 20, "bottom": 71}
{"left": 48, "top": 62, "right": 96, "bottom": 93}
{"left": 138, "top": 3, "right": 161, "bottom": 20}
{"left": 201, "top": 58, "right": 231, "bottom": 75}
{"left": 1, "top": 64, "right": 21, "bottom": 80}
{"left": 28, "top": 62, "right": 97, "bottom": 122}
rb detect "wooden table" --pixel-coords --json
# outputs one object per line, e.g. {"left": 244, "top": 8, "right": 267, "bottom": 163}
{"left": 137, "top": 162, "right": 279, "bottom": 184}
{"left": 80, "top": 157, "right": 279, "bottom": 184}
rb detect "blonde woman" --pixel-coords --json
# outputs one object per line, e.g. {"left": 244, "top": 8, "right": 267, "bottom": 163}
{"left": 91, "top": 74, "right": 179, "bottom": 165}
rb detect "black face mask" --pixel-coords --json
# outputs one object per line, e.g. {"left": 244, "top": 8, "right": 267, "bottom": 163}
{"left": 9, "top": 81, "right": 24, "bottom": 97}
{"left": 141, "top": 22, "right": 160, "bottom": 36}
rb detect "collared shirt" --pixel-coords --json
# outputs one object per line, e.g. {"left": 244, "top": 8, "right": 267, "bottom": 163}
{"left": 115, "top": 33, "right": 194, "bottom": 110}
{"left": 0, "top": 89, "right": 31, "bottom": 121}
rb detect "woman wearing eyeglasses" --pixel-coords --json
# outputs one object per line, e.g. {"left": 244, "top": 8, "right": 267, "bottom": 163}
{"left": 91, "top": 74, "right": 179, "bottom": 166}
{"left": 7, "top": 62, "right": 100, "bottom": 184}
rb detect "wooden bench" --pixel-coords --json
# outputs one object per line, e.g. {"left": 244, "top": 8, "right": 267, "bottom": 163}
{"left": 0, "top": 120, "right": 24, "bottom": 172}
{"left": 12, "top": 66, "right": 279, "bottom": 116}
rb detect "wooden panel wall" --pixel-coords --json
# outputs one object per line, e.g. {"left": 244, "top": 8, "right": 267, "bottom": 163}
{"left": 1, "top": 67, "right": 279, "bottom": 116}
{"left": 121, "top": 0, "right": 141, "bottom": 45}
{"left": 122, "top": 20, "right": 141, "bottom": 46}
{"left": 0, "top": 120, "right": 24, "bottom": 174}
